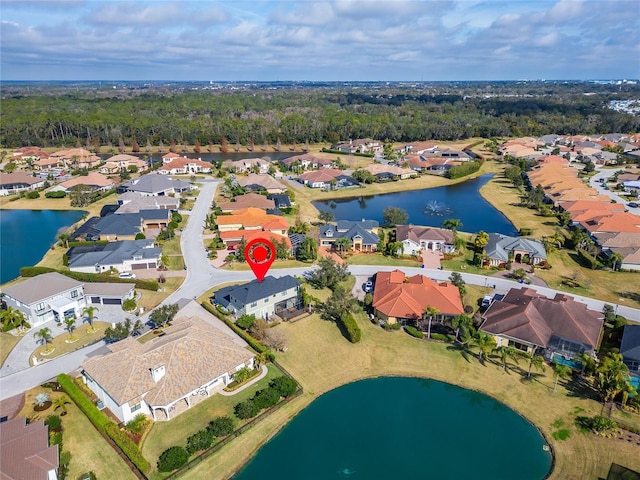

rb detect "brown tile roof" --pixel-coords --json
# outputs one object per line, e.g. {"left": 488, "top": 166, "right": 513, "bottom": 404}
{"left": 82, "top": 316, "right": 254, "bottom": 407}
{"left": 299, "top": 169, "right": 342, "bottom": 183}
{"left": 396, "top": 225, "right": 454, "bottom": 244}
{"left": 220, "top": 230, "right": 291, "bottom": 247}
{"left": 59, "top": 172, "right": 115, "bottom": 189}
{"left": 559, "top": 200, "right": 626, "bottom": 214}
{"left": 481, "top": 288, "right": 603, "bottom": 350}
{"left": 50, "top": 148, "right": 94, "bottom": 159}
{"left": 2, "top": 272, "right": 83, "bottom": 305}
{"left": 0, "top": 417, "right": 58, "bottom": 480}
{"left": 158, "top": 157, "right": 211, "bottom": 171}
{"left": 373, "top": 270, "right": 463, "bottom": 320}
{"left": 237, "top": 173, "right": 286, "bottom": 191}
{"left": 219, "top": 193, "right": 275, "bottom": 211}
{"left": 0, "top": 172, "right": 44, "bottom": 187}
{"left": 538, "top": 155, "right": 569, "bottom": 164}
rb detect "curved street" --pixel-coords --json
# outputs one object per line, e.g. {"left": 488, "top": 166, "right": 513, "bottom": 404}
{"left": 1, "top": 178, "right": 640, "bottom": 400}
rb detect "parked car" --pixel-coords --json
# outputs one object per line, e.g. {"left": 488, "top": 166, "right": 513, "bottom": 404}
{"left": 118, "top": 272, "right": 136, "bottom": 279}
{"left": 481, "top": 295, "right": 493, "bottom": 309}
{"left": 363, "top": 280, "right": 374, "bottom": 293}
{"left": 628, "top": 202, "right": 639, "bottom": 208}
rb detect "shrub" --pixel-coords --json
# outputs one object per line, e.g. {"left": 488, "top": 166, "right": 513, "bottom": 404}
{"left": 50, "top": 431, "right": 63, "bottom": 449}
{"left": 135, "top": 233, "right": 146, "bottom": 240}
{"left": 208, "top": 416, "right": 234, "bottom": 437}
{"left": 591, "top": 416, "right": 617, "bottom": 433}
{"left": 20, "top": 267, "right": 159, "bottom": 291}
{"left": 44, "top": 414, "right": 62, "bottom": 432}
{"left": 122, "top": 298, "right": 137, "bottom": 312}
{"left": 234, "top": 399, "right": 260, "bottom": 420}
{"left": 252, "top": 387, "right": 281, "bottom": 409}
{"left": 26, "top": 191, "right": 40, "bottom": 199}
{"left": 235, "top": 314, "right": 256, "bottom": 330}
{"left": 269, "top": 376, "right": 298, "bottom": 398}
{"left": 34, "top": 393, "right": 50, "bottom": 407}
{"left": 430, "top": 333, "right": 453, "bottom": 342}
{"left": 404, "top": 326, "right": 424, "bottom": 339}
{"left": 186, "top": 429, "right": 214, "bottom": 455}
{"left": 103, "top": 422, "right": 149, "bottom": 473}
{"left": 157, "top": 446, "right": 189, "bottom": 472}
{"left": 336, "top": 311, "right": 361, "bottom": 343}
{"left": 125, "top": 414, "right": 149, "bottom": 434}
{"left": 45, "top": 190, "right": 67, "bottom": 198}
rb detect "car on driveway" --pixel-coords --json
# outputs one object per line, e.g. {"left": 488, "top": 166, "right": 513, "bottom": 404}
{"left": 363, "top": 280, "right": 374, "bottom": 293}
{"left": 628, "top": 202, "right": 639, "bottom": 208}
{"left": 118, "top": 272, "right": 136, "bottom": 279}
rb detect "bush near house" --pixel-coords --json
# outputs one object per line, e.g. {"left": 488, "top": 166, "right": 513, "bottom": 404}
{"left": 404, "top": 326, "right": 424, "bottom": 339}
{"left": 269, "top": 376, "right": 298, "bottom": 398}
{"left": 157, "top": 446, "right": 189, "bottom": 472}
{"left": 45, "top": 191, "right": 67, "bottom": 198}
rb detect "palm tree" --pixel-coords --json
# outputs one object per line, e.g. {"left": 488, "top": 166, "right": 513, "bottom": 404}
{"left": 57, "top": 232, "right": 71, "bottom": 248}
{"left": 160, "top": 253, "right": 170, "bottom": 270}
{"left": 454, "top": 234, "right": 466, "bottom": 253}
{"left": 594, "top": 352, "right": 632, "bottom": 405}
{"left": 527, "top": 354, "right": 546, "bottom": 379}
{"left": 451, "top": 314, "right": 473, "bottom": 343}
{"left": 63, "top": 317, "right": 77, "bottom": 339}
{"left": 473, "top": 332, "right": 497, "bottom": 364}
{"left": 82, "top": 305, "right": 99, "bottom": 331}
{"left": 53, "top": 395, "right": 71, "bottom": 416}
{"left": 37, "top": 327, "right": 53, "bottom": 353}
{"left": 552, "top": 363, "right": 572, "bottom": 393}
{"left": 497, "top": 346, "right": 520, "bottom": 372}
{"left": 442, "top": 218, "right": 463, "bottom": 233}
{"left": 423, "top": 305, "right": 439, "bottom": 340}
{"left": 334, "top": 237, "right": 351, "bottom": 254}
{"left": 609, "top": 252, "right": 623, "bottom": 272}
{"left": 1, "top": 307, "right": 28, "bottom": 332}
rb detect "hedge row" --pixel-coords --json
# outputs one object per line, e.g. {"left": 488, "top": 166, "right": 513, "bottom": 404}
{"left": 576, "top": 248, "right": 599, "bottom": 268}
{"left": 201, "top": 302, "right": 273, "bottom": 357}
{"left": 68, "top": 240, "right": 109, "bottom": 247}
{"left": 445, "top": 160, "right": 483, "bottom": 179}
{"left": 57, "top": 374, "right": 149, "bottom": 474}
{"left": 20, "top": 266, "right": 159, "bottom": 291}
{"left": 430, "top": 333, "right": 454, "bottom": 342}
{"left": 404, "top": 325, "right": 424, "bottom": 339}
{"left": 337, "top": 311, "right": 361, "bottom": 343}
{"left": 320, "top": 147, "right": 375, "bottom": 158}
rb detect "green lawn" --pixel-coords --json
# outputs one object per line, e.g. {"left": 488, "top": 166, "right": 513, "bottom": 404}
{"left": 0, "top": 332, "right": 20, "bottom": 367}
{"left": 30, "top": 321, "right": 110, "bottom": 364}
{"left": 142, "top": 363, "right": 284, "bottom": 479}
{"left": 347, "top": 253, "right": 421, "bottom": 267}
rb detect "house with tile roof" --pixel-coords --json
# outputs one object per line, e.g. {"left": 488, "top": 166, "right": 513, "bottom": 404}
{"left": 67, "top": 239, "right": 162, "bottom": 274}
{"left": 280, "top": 153, "right": 333, "bottom": 171}
{"left": 157, "top": 157, "right": 212, "bottom": 175}
{"left": 298, "top": 169, "right": 343, "bottom": 188}
{"left": 224, "top": 157, "right": 272, "bottom": 175}
{"left": 11, "top": 146, "right": 50, "bottom": 164}
{"left": 331, "top": 138, "right": 383, "bottom": 154}
{"left": 364, "top": 163, "right": 415, "bottom": 180}
{"left": 320, "top": 220, "right": 379, "bottom": 252}
{"left": 372, "top": 270, "right": 464, "bottom": 326}
{"left": 215, "top": 207, "right": 288, "bottom": 235}
{"left": 214, "top": 275, "right": 302, "bottom": 320}
{"left": 484, "top": 233, "right": 547, "bottom": 267}
{"left": 49, "top": 172, "right": 115, "bottom": 194}
{"left": 219, "top": 192, "right": 275, "bottom": 213}
{"left": 0, "top": 172, "right": 46, "bottom": 196}
{"left": 100, "top": 154, "right": 149, "bottom": 174}
{"left": 219, "top": 230, "right": 292, "bottom": 251}
{"left": 400, "top": 141, "right": 438, "bottom": 154}
{"left": 480, "top": 287, "right": 603, "bottom": 358}
{"left": 396, "top": 225, "right": 455, "bottom": 255}
{"left": 49, "top": 148, "right": 101, "bottom": 169}
{"left": 237, "top": 173, "right": 286, "bottom": 194}
{"left": 82, "top": 316, "right": 255, "bottom": 422}
{"left": 115, "top": 191, "right": 180, "bottom": 214}
{"left": 33, "top": 156, "right": 62, "bottom": 171}
{"left": 620, "top": 325, "right": 640, "bottom": 375}
{"left": 1, "top": 272, "right": 134, "bottom": 327}
{"left": 0, "top": 416, "right": 59, "bottom": 480}
{"left": 118, "top": 174, "right": 194, "bottom": 196}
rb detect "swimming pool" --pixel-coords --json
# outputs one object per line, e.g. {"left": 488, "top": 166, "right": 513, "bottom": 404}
{"left": 551, "top": 353, "right": 582, "bottom": 371}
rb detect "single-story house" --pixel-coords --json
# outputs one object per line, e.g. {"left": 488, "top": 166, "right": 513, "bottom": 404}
{"left": 48, "top": 172, "right": 115, "bottom": 194}
{"left": 115, "top": 191, "right": 179, "bottom": 214}
{"left": 620, "top": 325, "right": 640, "bottom": 375}
{"left": 267, "top": 194, "right": 292, "bottom": 209}
{"left": 280, "top": 154, "right": 332, "bottom": 171}
{"left": 219, "top": 193, "right": 275, "bottom": 213}
{"left": 320, "top": 220, "right": 380, "bottom": 252}
{"left": 0, "top": 416, "right": 59, "bottom": 480}
{"left": 364, "top": 164, "right": 415, "bottom": 180}
{"left": 400, "top": 141, "right": 438, "bottom": 155}
{"left": 118, "top": 174, "right": 194, "bottom": 196}
{"left": 49, "top": 148, "right": 101, "bottom": 169}
{"left": 1, "top": 272, "right": 134, "bottom": 327}
{"left": 396, "top": 225, "right": 455, "bottom": 255}
{"left": 298, "top": 169, "right": 343, "bottom": 188}
{"left": 331, "top": 138, "right": 383, "bottom": 155}
{"left": 157, "top": 157, "right": 212, "bottom": 175}
{"left": 0, "top": 172, "right": 46, "bottom": 196}
{"left": 219, "top": 230, "right": 292, "bottom": 252}
{"left": 484, "top": 233, "right": 547, "bottom": 267}
{"left": 67, "top": 239, "right": 162, "bottom": 274}
{"left": 224, "top": 157, "right": 272, "bottom": 175}
{"left": 214, "top": 275, "right": 301, "bottom": 319}
{"left": 237, "top": 174, "right": 286, "bottom": 194}
{"left": 372, "top": 270, "right": 464, "bottom": 326}
{"left": 82, "top": 316, "right": 255, "bottom": 423}
{"left": 100, "top": 154, "right": 149, "bottom": 174}
{"left": 480, "top": 287, "right": 604, "bottom": 357}
{"left": 12, "top": 146, "right": 49, "bottom": 164}
{"left": 216, "top": 207, "right": 288, "bottom": 234}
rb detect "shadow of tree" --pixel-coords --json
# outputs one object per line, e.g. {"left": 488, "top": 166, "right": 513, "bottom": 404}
{"left": 446, "top": 343, "right": 473, "bottom": 364}
{"left": 616, "top": 291, "right": 640, "bottom": 304}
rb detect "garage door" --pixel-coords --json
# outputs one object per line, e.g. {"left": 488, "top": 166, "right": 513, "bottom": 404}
{"left": 131, "top": 264, "right": 145, "bottom": 270}
{"left": 102, "top": 298, "right": 122, "bottom": 305}
{"left": 91, "top": 297, "right": 101, "bottom": 304}
{"left": 147, "top": 262, "right": 156, "bottom": 268}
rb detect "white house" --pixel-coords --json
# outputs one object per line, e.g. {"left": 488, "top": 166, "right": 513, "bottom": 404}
{"left": 67, "top": 239, "right": 162, "bottom": 274}
{"left": 81, "top": 316, "right": 255, "bottom": 422}
{"left": 396, "top": 225, "right": 456, "bottom": 255}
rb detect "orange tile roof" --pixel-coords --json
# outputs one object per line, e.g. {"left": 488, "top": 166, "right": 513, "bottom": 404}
{"left": 373, "top": 270, "right": 463, "bottom": 320}
{"left": 216, "top": 207, "right": 288, "bottom": 230}
{"left": 220, "top": 230, "right": 291, "bottom": 247}
{"left": 159, "top": 157, "right": 211, "bottom": 170}
{"left": 581, "top": 212, "right": 640, "bottom": 234}
{"left": 59, "top": 172, "right": 114, "bottom": 188}
{"left": 219, "top": 193, "right": 275, "bottom": 211}
{"left": 559, "top": 200, "right": 626, "bottom": 213}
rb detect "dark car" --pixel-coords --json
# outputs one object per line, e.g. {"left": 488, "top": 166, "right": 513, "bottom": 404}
{"left": 628, "top": 202, "right": 639, "bottom": 208}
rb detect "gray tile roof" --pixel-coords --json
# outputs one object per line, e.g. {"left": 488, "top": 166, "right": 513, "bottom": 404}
{"left": 122, "top": 174, "right": 191, "bottom": 194}
{"left": 93, "top": 213, "right": 142, "bottom": 237}
{"left": 2, "top": 272, "right": 82, "bottom": 305}
{"left": 621, "top": 325, "right": 640, "bottom": 362}
{"left": 215, "top": 275, "right": 300, "bottom": 306}
{"left": 337, "top": 219, "right": 379, "bottom": 231}
{"left": 68, "top": 240, "right": 160, "bottom": 268}
{"left": 485, "top": 233, "right": 546, "bottom": 263}
{"left": 83, "top": 282, "right": 135, "bottom": 297}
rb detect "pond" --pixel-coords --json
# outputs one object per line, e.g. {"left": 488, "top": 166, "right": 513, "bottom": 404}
{"left": 232, "top": 377, "right": 552, "bottom": 480}
{"left": 0, "top": 209, "right": 85, "bottom": 284}
{"left": 313, "top": 174, "right": 518, "bottom": 236}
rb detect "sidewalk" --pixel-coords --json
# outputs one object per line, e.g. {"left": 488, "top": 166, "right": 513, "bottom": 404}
{"left": 218, "top": 364, "right": 268, "bottom": 396}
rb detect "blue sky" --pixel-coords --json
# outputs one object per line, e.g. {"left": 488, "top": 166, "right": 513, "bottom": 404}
{"left": 1, "top": 0, "right": 638, "bottom": 81}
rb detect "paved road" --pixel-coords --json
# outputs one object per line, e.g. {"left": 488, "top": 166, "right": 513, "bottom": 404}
{"left": 2, "top": 178, "right": 640, "bottom": 400}
{"left": 589, "top": 167, "right": 639, "bottom": 215}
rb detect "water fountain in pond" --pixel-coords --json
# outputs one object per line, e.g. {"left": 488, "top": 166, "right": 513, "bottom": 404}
{"left": 424, "top": 200, "right": 453, "bottom": 216}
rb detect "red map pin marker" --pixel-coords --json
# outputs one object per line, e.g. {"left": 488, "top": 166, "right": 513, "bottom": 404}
{"left": 245, "top": 238, "right": 275, "bottom": 282}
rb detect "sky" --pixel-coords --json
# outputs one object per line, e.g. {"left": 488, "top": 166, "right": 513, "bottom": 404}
{"left": 1, "top": 0, "right": 639, "bottom": 82}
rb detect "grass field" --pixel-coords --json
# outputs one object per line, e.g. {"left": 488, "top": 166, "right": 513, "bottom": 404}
{"left": 29, "top": 321, "right": 110, "bottom": 364}
{"left": 142, "top": 364, "right": 284, "bottom": 479}
{"left": 0, "top": 332, "right": 20, "bottom": 366}
{"left": 138, "top": 277, "right": 184, "bottom": 312}
{"left": 18, "top": 385, "right": 136, "bottom": 480}
{"left": 179, "top": 309, "right": 640, "bottom": 480}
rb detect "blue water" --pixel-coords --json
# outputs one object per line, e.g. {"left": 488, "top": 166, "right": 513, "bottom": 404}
{"left": 232, "top": 377, "right": 552, "bottom": 480}
{"left": 0, "top": 210, "right": 85, "bottom": 284}
{"left": 552, "top": 353, "right": 583, "bottom": 371}
{"left": 313, "top": 174, "right": 518, "bottom": 235}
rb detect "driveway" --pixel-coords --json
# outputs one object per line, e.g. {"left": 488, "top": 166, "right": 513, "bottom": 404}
{"left": 589, "top": 168, "right": 639, "bottom": 215}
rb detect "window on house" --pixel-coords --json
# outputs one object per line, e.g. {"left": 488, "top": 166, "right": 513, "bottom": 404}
{"left": 250, "top": 302, "right": 257, "bottom": 308}
{"left": 35, "top": 302, "right": 45, "bottom": 312}
{"left": 282, "top": 292, "right": 287, "bottom": 297}
{"left": 130, "top": 402, "right": 141, "bottom": 412}
{"left": 70, "top": 290, "right": 78, "bottom": 298}
{"left": 508, "top": 340, "right": 529, "bottom": 352}
{"left": 264, "top": 299, "right": 269, "bottom": 304}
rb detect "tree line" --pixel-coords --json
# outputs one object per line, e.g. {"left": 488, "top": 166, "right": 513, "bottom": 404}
{"left": 2, "top": 82, "right": 639, "bottom": 148}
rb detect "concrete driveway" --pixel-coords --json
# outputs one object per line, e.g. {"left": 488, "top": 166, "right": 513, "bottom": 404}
{"left": 590, "top": 168, "right": 639, "bottom": 215}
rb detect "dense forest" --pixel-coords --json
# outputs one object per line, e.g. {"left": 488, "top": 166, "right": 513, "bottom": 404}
{"left": 1, "top": 81, "right": 638, "bottom": 148}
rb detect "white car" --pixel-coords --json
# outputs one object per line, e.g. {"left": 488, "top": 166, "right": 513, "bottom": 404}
{"left": 118, "top": 272, "right": 136, "bottom": 279}
{"left": 363, "top": 281, "right": 374, "bottom": 292}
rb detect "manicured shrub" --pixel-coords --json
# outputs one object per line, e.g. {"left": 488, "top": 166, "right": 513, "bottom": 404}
{"left": 103, "top": 422, "right": 149, "bottom": 473}
{"left": 157, "top": 446, "right": 189, "bottom": 472}
{"left": 253, "top": 387, "right": 280, "bottom": 409}
{"left": 336, "top": 311, "right": 361, "bottom": 343}
{"left": 20, "top": 267, "right": 159, "bottom": 291}
{"left": 430, "top": 333, "right": 453, "bottom": 342}
{"left": 234, "top": 399, "right": 260, "bottom": 420}
{"left": 208, "top": 416, "right": 234, "bottom": 437}
{"left": 122, "top": 298, "right": 137, "bottom": 312}
{"left": 50, "top": 431, "right": 63, "bottom": 449}
{"left": 591, "top": 416, "right": 617, "bottom": 433}
{"left": 125, "top": 414, "right": 149, "bottom": 434}
{"left": 269, "top": 376, "right": 298, "bottom": 398}
{"left": 404, "top": 326, "right": 424, "bottom": 339}
{"left": 45, "top": 191, "right": 67, "bottom": 198}
{"left": 44, "top": 414, "right": 62, "bottom": 432}
{"left": 235, "top": 314, "right": 256, "bottom": 330}
{"left": 186, "top": 429, "right": 214, "bottom": 455}
{"left": 26, "top": 191, "right": 40, "bottom": 199}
